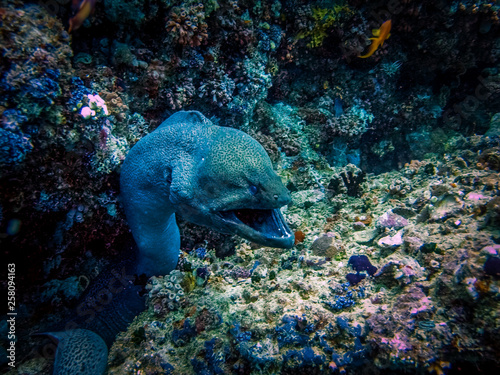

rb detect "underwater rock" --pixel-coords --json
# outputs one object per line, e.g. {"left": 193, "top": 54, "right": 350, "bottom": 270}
{"left": 430, "top": 182, "right": 450, "bottom": 197}
{"left": 310, "top": 235, "right": 344, "bottom": 258}
{"left": 403, "top": 235, "right": 425, "bottom": 254}
{"left": 377, "top": 210, "right": 408, "bottom": 229}
{"left": 392, "top": 207, "right": 417, "bottom": 218}
{"left": 481, "top": 244, "right": 500, "bottom": 257}
{"left": 465, "top": 192, "right": 489, "bottom": 202}
{"left": 374, "top": 255, "right": 426, "bottom": 286}
{"left": 352, "top": 221, "right": 366, "bottom": 230}
{"left": 353, "top": 228, "right": 379, "bottom": 244}
{"left": 292, "top": 189, "right": 325, "bottom": 209}
{"left": 485, "top": 113, "right": 500, "bottom": 137}
{"left": 486, "top": 196, "right": 500, "bottom": 226}
{"left": 429, "top": 195, "right": 464, "bottom": 222}
{"left": 373, "top": 261, "right": 399, "bottom": 288}
{"left": 377, "top": 230, "right": 403, "bottom": 248}
{"left": 393, "top": 257, "right": 427, "bottom": 285}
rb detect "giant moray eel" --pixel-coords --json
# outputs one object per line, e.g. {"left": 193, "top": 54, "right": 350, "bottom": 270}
{"left": 121, "top": 110, "right": 294, "bottom": 275}
{"left": 44, "top": 111, "right": 294, "bottom": 374}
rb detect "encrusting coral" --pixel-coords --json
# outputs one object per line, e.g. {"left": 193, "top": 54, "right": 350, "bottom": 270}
{"left": 166, "top": 3, "right": 209, "bottom": 47}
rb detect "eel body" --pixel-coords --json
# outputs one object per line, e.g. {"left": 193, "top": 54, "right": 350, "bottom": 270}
{"left": 45, "top": 110, "right": 294, "bottom": 374}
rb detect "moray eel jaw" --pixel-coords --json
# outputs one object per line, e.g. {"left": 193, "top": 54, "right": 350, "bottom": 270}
{"left": 217, "top": 207, "right": 294, "bottom": 248}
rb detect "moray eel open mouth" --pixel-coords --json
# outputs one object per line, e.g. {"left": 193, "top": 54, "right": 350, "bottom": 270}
{"left": 218, "top": 207, "right": 294, "bottom": 248}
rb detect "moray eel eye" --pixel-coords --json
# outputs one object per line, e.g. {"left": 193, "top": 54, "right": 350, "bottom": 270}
{"left": 249, "top": 185, "right": 258, "bottom": 195}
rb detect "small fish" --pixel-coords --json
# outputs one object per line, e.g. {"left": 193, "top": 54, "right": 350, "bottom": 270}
{"left": 359, "top": 20, "right": 392, "bottom": 59}
{"left": 68, "top": 0, "right": 97, "bottom": 33}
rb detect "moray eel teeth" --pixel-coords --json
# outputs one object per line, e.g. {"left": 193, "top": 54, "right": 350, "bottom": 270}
{"left": 218, "top": 208, "right": 294, "bottom": 248}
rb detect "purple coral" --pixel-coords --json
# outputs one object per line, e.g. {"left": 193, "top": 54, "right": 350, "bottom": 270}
{"left": 348, "top": 255, "right": 377, "bottom": 275}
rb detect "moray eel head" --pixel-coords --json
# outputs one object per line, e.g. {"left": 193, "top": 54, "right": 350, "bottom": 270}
{"left": 179, "top": 127, "right": 294, "bottom": 249}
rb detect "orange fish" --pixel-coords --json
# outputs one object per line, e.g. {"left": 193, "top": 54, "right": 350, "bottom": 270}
{"left": 68, "top": 0, "right": 96, "bottom": 32}
{"left": 359, "top": 20, "right": 392, "bottom": 58}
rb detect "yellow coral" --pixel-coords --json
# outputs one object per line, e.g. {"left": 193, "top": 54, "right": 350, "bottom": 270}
{"left": 296, "top": 5, "right": 351, "bottom": 48}
{"left": 427, "top": 361, "right": 451, "bottom": 375}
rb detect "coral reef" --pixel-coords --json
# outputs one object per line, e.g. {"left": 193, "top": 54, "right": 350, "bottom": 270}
{"left": 2, "top": 0, "right": 500, "bottom": 373}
